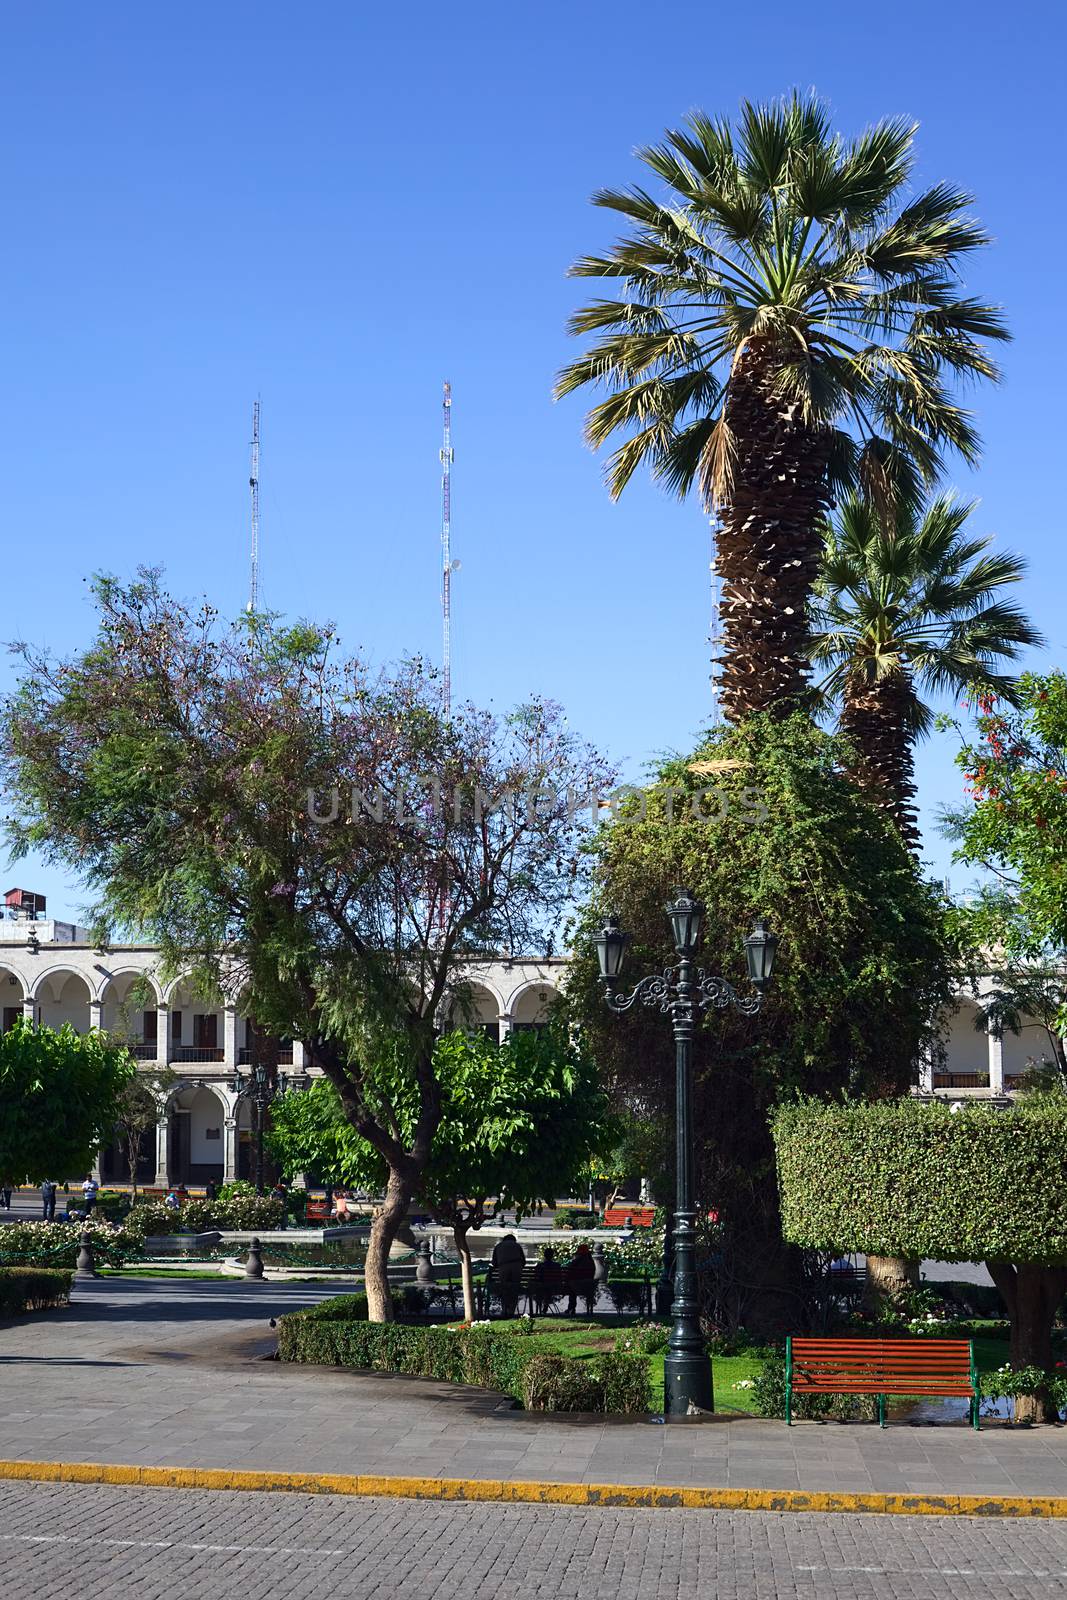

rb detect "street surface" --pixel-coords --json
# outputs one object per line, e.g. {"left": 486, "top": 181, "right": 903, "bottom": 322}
{"left": 3, "top": 1480, "right": 1067, "bottom": 1599}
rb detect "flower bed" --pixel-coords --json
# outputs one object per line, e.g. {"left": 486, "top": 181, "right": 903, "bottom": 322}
{"left": 278, "top": 1298, "right": 651, "bottom": 1413}
{"left": 124, "top": 1195, "right": 284, "bottom": 1237}
{"left": 0, "top": 1219, "right": 138, "bottom": 1269}
{"left": 0, "top": 1266, "right": 74, "bottom": 1316}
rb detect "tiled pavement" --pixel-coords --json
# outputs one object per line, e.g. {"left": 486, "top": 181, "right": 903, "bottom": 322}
{"left": 2, "top": 1279, "right": 1067, "bottom": 1496}
{"left": 5, "top": 1481, "right": 1067, "bottom": 1599}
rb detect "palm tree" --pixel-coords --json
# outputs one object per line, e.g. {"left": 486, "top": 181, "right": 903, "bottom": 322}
{"left": 810, "top": 493, "right": 1044, "bottom": 846}
{"left": 556, "top": 94, "right": 1009, "bottom": 723}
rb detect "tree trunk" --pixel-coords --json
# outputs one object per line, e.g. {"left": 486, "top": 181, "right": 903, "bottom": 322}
{"left": 715, "top": 339, "right": 833, "bottom": 724}
{"left": 840, "top": 666, "right": 921, "bottom": 849}
{"left": 365, "top": 1169, "right": 412, "bottom": 1323}
{"left": 987, "top": 1262, "right": 1067, "bottom": 1423}
{"left": 862, "top": 1254, "right": 919, "bottom": 1313}
{"left": 454, "top": 1220, "right": 476, "bottom": 1323}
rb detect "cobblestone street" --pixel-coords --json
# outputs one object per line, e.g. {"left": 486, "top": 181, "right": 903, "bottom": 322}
{"left": 4, "top": 1480, "right": 1067, "bottom": 1600}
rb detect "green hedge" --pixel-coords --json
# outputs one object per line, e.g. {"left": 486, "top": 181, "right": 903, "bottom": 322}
{"left": 278, "top": 1307, "right": 651, "bottom": 1413}
{"left": 773, "top": 1097, "right": 1067, "bottom": 1263}
{"left": 0, "top": 1267, "right": 73, "bottom": 1316}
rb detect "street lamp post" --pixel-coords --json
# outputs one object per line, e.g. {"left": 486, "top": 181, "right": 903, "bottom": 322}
{"left": 231, "top": 1060, "right": 309, "bottom": 1193}
{"left": 595, "top": 890, "right": 777, "bottom": 1419}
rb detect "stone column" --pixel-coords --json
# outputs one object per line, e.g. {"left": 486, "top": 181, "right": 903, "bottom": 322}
{"left": 21, "top": 997, "right": 35, "bottom": 1026}
{"left": 223, "top": 1116, "right": 238, "bottom": 1182}
{"left": 917, "top": 1045, "right": 934, "bottom": 1094}
{"left": 988, "top": 1026, "right": 1005, "bottom": 1096}
{"left": 498, "top": 1011, "right": 512, "bottom": 1041}
{"left": 291, "top": 1039, "right": 306, "bottom": 1070}
{"left": 89, "top": 1000, "right": 103, "bottom": 1033}
{"left": 154, "top": 1116, "right": 170, "bottom": 1187}
{"left": 158, "top": 1002, "right": 172, "bottom": 1064}
{"left": 223, "top": 1005, "right": 238, "bottom": 1071}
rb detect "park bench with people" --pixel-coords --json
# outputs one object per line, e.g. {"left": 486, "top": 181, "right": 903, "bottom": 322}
{"left": 785, "top": 1335, "right": 980, "bottom": 1429}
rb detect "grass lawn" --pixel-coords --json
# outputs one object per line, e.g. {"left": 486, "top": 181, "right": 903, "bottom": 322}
{"left": 487, "top": 1319, "right": 767, "bottom": 1414}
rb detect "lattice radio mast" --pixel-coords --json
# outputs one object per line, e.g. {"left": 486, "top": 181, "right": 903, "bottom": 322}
{"left": 440, "top": 382, "right": 459, "bottom": 712}
{"left": 247, "top": 400, "right": 260, "bottom": 614}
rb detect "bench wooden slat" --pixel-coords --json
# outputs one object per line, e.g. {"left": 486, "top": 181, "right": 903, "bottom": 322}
{"left": 786, "top": 1335, "right": 979, "bottom": 1432}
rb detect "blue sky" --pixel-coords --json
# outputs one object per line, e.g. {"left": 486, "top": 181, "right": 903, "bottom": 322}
{"left": 2, "top": 2, "right": 1063, "bottom": 918}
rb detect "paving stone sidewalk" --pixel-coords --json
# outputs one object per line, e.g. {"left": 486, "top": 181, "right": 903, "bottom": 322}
{"left": 2, "top": 1279, "right": 1067, "bottom": 1497}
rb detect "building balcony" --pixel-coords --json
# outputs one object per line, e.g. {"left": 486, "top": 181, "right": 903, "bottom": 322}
{"left": 238, "top": 1044, "right": 293, "bottom": 1065}
{"left": 932, "top": 1071, "right": 990, "bottom": 1090}
{"left": 130, "top": 1043, "right": 159, "bottom": 1060}
{"left": 172, "top": 1045, "right": 225, "bottom": 1063}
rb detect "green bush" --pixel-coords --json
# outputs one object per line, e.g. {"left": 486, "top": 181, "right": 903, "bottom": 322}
{"left": 125, "top": 1195, "right": 284, "bottom": 1237}
{"left": 0, "top": 1267, "right": 73, "bottom": 1315}
{"left": 751, "top": 1353, "right": 877, "bottom": 1422}
{"left": 521, "top": 1353, "right": 603, "bottom": 1411}
{"left": 613, "top": 1320, "right": 669, "bottom": 1356}
{"left": 0, "top": 1219, "right": 136, "bottom": 1269}
{"left": 277, "top": 1308, "right": 652, "bottom": 1413}
{"left": 553, "top": 1207, "right": 599, "bottom": 1231}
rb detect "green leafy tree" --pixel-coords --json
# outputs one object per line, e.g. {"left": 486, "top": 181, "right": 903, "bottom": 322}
{"left": 268, "top": 1027, "right": 611, "bottom": 1319}
{"left": 946, "top": 672, "right": 1067, "bottom": 955}
{"left": 0, "top": 573, "right": 611, "bottom": 1320}
{"left": 947, "top": 890, "right": 1067, "bottom": 1082}
{"left": 557, "top": 93, "right": 1008, "bottom": 722}
{"left": 811, "top": 494, "right": 1041, "bottom": 846}
{"left": 774, "top": 1097, "right": 1067, "bottom": 1421}
{"left": 0, "top": 1020, "right": 134, "bottom": 1185}
{"left": 111, "top": 1068, "right": 177, "bottom": 1199}
{"left": 565, "top": 713, "right": 953, "bottom": 1333}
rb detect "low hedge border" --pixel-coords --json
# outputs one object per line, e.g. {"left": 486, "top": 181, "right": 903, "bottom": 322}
{"left": 278, "top": 1307, "right": 651, "bottom": 1414}
{"left": 0, "top": 1267, "right": 73, "bottom": 1317}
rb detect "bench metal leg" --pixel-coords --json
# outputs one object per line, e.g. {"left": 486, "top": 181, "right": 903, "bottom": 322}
{"left": 878, "top": 1393, "right": 886, "bottom": 1429}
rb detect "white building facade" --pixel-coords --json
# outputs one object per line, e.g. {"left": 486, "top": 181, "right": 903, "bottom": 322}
{"left": 0, "top": 912, "right": 565, "bottom": 1187}
{"left": 0, "top": 906, "right": 1057, "bottom": 1185}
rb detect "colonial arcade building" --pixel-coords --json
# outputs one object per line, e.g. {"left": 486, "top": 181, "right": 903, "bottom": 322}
{"left": 0, "top": 892, "right": 564, "bottom": 1188}
{"left": 0, "top": 890, "right": 1057, "bottom": 1186}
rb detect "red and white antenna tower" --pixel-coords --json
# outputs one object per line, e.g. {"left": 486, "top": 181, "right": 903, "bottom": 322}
{"left": 248, "top": 400, "right": 261, "bottom": 613}
{"left": 440, "top": 382, "right": 459, "bottom": 713}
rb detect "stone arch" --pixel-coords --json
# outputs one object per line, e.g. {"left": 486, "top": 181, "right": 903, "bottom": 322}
{"left": 30, "top": 967, "right": 92, "bottom": 1032}
{"left": 507, "top": 979, "right": 560, "bottom": 1029}
{"left": 443, "top": 979, "right": 505, "bottom": 1045}
{"left": 0, "top": 967, "right": 27, "bottom": 1032}
{"left": 100, "top": 968, "right": 164, "bottom": 1056}
{"left": 166, "top": 1079, "right": 229, "bottom": 1184}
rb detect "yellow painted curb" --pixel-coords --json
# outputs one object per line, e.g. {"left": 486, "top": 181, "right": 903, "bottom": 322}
{"left": 0, "top": 1460, "right": 1064, "bottom": 1518}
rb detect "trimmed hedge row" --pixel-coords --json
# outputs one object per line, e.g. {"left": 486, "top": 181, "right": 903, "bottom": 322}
{"left": 278, "top": 1307, "right": 651, "bottom": 1413}
{"left": 0, "top": 1267, "right": 73, "bottom": 1316}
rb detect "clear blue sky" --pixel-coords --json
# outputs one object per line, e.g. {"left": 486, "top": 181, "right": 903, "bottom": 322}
{"left": 2, "top": 2, "right": 1063, "bottom": 918}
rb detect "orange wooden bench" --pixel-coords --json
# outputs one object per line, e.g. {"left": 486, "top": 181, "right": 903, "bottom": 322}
{"left": 603, "top": 1205, "right": 656, "bottom": 1227}
{"left": 786, "top": 1336, "right": 979, "bottom": 1429}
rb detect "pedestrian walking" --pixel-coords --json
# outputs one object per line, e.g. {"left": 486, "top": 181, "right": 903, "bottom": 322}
{"left": 81, "top": 1175, "right": 99, "bottom": 1215}
{"left": 41, "top": 1179, "right": 57, "bottom": 1222}
{"left": 0, "top": 1182, "right": 12, "bottom": 1210}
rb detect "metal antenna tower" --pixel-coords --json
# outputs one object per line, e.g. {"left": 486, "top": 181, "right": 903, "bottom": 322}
{"left": 440, "top": 382, "right": 458, "bottom": 712}
{"left": 708, "top": 517, "right": 724, "bottom": 724}
{"left": 248, "top": 401, "right": 260, "bottom": 613}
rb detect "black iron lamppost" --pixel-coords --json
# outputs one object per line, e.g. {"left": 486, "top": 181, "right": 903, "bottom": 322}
{"left": 231, "top": 1060, "right": 309, "bottom": 1194}
{"left": 595, "top": 891, "right": 777, "bottom": 1418}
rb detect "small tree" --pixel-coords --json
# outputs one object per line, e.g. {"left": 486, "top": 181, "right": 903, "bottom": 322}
{"left": 111, "top": 1068, "right": 176, "bottom": 1199}
{"left": 1, "top": 574, "right": 610, "bottom": 1319}
{"left": 773, "top": 1097, "right": 1067, "bottom": 1421}
{"left": 0, "top": 1020, "right": 135, "bottom": 1185}
{"left": 268, "top": 1027, "right": 611, "bottom": 1319}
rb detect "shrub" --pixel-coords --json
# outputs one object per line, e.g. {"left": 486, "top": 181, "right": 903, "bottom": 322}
{"left": 0, "top": 1267, "right": 73, "bottom": 1315}
{"left": 751, "top": 1353, "right": 877, "bottom": 1422}
{"left": 554, "top": 1208, "right": 599, "bottom": 1231}
{"left": 613, "top": 1320, "right": 669, "bottom": 1356}
{"left": 277, "top": 1307, "right": 651, "bottom": 1413}
{"left": 0, "top": 1219, "right": 136, "bottom": 1269}
{"left": 125, "top": 1195, "right": 283, "bottom": 1237}
{"left": 605, "top": 1277, "right": 653, "bottom": 1316}
{"left": 522, "top": 1353, "right": 602, "bottom": 1411}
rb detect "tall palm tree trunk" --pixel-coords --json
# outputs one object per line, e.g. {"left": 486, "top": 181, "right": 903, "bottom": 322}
{"left": 716, "top": 344, "right": 832, "bottom": 724}
{"left": 839, "top": 667, "right": 921, "bottom": 848}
